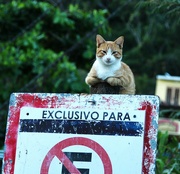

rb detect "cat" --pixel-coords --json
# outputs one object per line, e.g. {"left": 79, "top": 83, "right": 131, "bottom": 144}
{"left": 85, "top": 34, "right": 135, "bottom": 94}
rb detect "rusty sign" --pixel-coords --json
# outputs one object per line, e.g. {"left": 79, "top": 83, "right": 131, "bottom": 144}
{"left": 2, "top": 93, "right": 159, "bottom": 174}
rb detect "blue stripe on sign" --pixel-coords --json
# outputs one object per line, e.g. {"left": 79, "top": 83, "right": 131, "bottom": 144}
{"left": 19, "top": 119, "right": 144, "bottom": 136}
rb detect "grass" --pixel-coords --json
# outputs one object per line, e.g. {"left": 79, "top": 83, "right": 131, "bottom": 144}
{"left": 156, "top": 131, "right": 180, "bottom": 174}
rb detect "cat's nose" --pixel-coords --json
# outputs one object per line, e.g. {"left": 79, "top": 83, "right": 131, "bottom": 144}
{"left": 106, "top": 58, "right": 111, "bottom": 61}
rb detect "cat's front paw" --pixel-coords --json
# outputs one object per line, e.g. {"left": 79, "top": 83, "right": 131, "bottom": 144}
{"left": 106, "top": 77, "right": 121, "bottom": 86}
{"left": 85, "top": 76, "right": 102, "bottom": 86}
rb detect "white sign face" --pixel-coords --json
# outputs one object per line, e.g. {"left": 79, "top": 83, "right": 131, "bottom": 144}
{"left": 14, "top": 107, "right": 146, "bottom": 174}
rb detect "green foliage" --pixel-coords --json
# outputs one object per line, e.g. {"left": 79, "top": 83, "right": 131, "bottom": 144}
{"left": 160, "top": 109, "right": 180, "bottom": 119}
{"left": 156, "top": 109, "right": 180, "bottom": 174}
{"left": 156, "top": 132, "right": 180, "bottom": 174}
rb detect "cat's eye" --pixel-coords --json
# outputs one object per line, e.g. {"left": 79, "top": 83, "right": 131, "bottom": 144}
{"left": 101, "top": 50, "right": 107, "bottom": 54}
{"left": 112, "top": 51, "right": 118, "bottom": 55}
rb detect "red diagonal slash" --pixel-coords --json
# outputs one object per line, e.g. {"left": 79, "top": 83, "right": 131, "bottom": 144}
{"left": 40, "top": 137, "right": 112, "bottom": 174}
{"left": 41, "top": 147, "right": 80, "bottom": 174}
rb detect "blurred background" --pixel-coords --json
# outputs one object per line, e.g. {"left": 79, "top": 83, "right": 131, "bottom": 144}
{"left": 0, "top": 0, "right": 180, "bottom": 173}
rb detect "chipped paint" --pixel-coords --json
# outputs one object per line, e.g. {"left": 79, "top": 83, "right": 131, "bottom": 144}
{"left": 3, "top": 93, "right": 159, "bottom": 174}
{"left": 138, "top": 98, "right": 160, "bottom": 174}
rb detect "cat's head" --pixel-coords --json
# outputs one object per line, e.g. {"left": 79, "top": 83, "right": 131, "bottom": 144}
{"left": 96, "top": 34, "right": 124, "bottom": 66}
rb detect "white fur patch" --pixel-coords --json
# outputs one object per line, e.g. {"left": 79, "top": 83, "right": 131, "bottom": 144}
{"left": 95, "top": 56, "right": 121, "bottom": 80}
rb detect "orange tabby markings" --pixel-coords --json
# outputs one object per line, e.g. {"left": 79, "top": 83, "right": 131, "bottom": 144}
{"left": 85, "top": 34, "right": 135, "bottom": 94}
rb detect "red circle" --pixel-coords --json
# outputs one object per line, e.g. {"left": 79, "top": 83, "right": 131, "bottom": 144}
{"left": 40, "top": 137, "right": 112, "bottom": 174}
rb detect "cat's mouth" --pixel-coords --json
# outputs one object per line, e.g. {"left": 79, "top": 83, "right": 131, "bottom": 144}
{"left": 104, "top": 58, "right": 112, "bottom": 64}
{"left": 104, "top": 60, "right": 113, "bottom": 65}
{"left": 106, "top": 60, "right": 111, "bottom": 63}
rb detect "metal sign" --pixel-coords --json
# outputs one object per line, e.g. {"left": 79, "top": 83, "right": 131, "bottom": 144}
{"left": 2, "top": 93, "right": 159, "bottom": 174}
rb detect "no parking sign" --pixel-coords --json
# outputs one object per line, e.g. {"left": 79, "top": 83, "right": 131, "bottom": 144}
{"left": 2, "top": 93, "right": 159, "bottom": 174}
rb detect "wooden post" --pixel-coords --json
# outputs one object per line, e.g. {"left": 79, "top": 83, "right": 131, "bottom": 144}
{"left": 90, "top": 82, "right": 121, "bottom": 94}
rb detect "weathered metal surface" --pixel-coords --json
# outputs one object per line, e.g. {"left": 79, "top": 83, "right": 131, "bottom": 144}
{"left": 2, "top": 93, "right": 159, "bottom": 174}
{"left": 0, "top": 150, "right": 4, "bottom": 159}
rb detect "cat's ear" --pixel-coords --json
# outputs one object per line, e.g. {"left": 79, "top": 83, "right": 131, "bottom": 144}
{"left": 96, "top": 34, "right": 106, "bottom": 48}
{"left": 114, "top": 36, "right": 124, "bottom": 49}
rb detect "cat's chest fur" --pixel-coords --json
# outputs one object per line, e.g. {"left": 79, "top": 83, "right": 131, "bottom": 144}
{"left": 94, "top": 59, "right": 121, "bottom": 80}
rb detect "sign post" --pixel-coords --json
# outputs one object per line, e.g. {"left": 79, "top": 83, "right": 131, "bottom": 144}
{"left": 2, "top": 93, "right": 159, "bottom": 174}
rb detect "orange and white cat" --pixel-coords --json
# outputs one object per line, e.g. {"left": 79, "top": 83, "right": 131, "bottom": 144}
{"left": 85, "top": 34, "right": 135, "bottom": 94}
